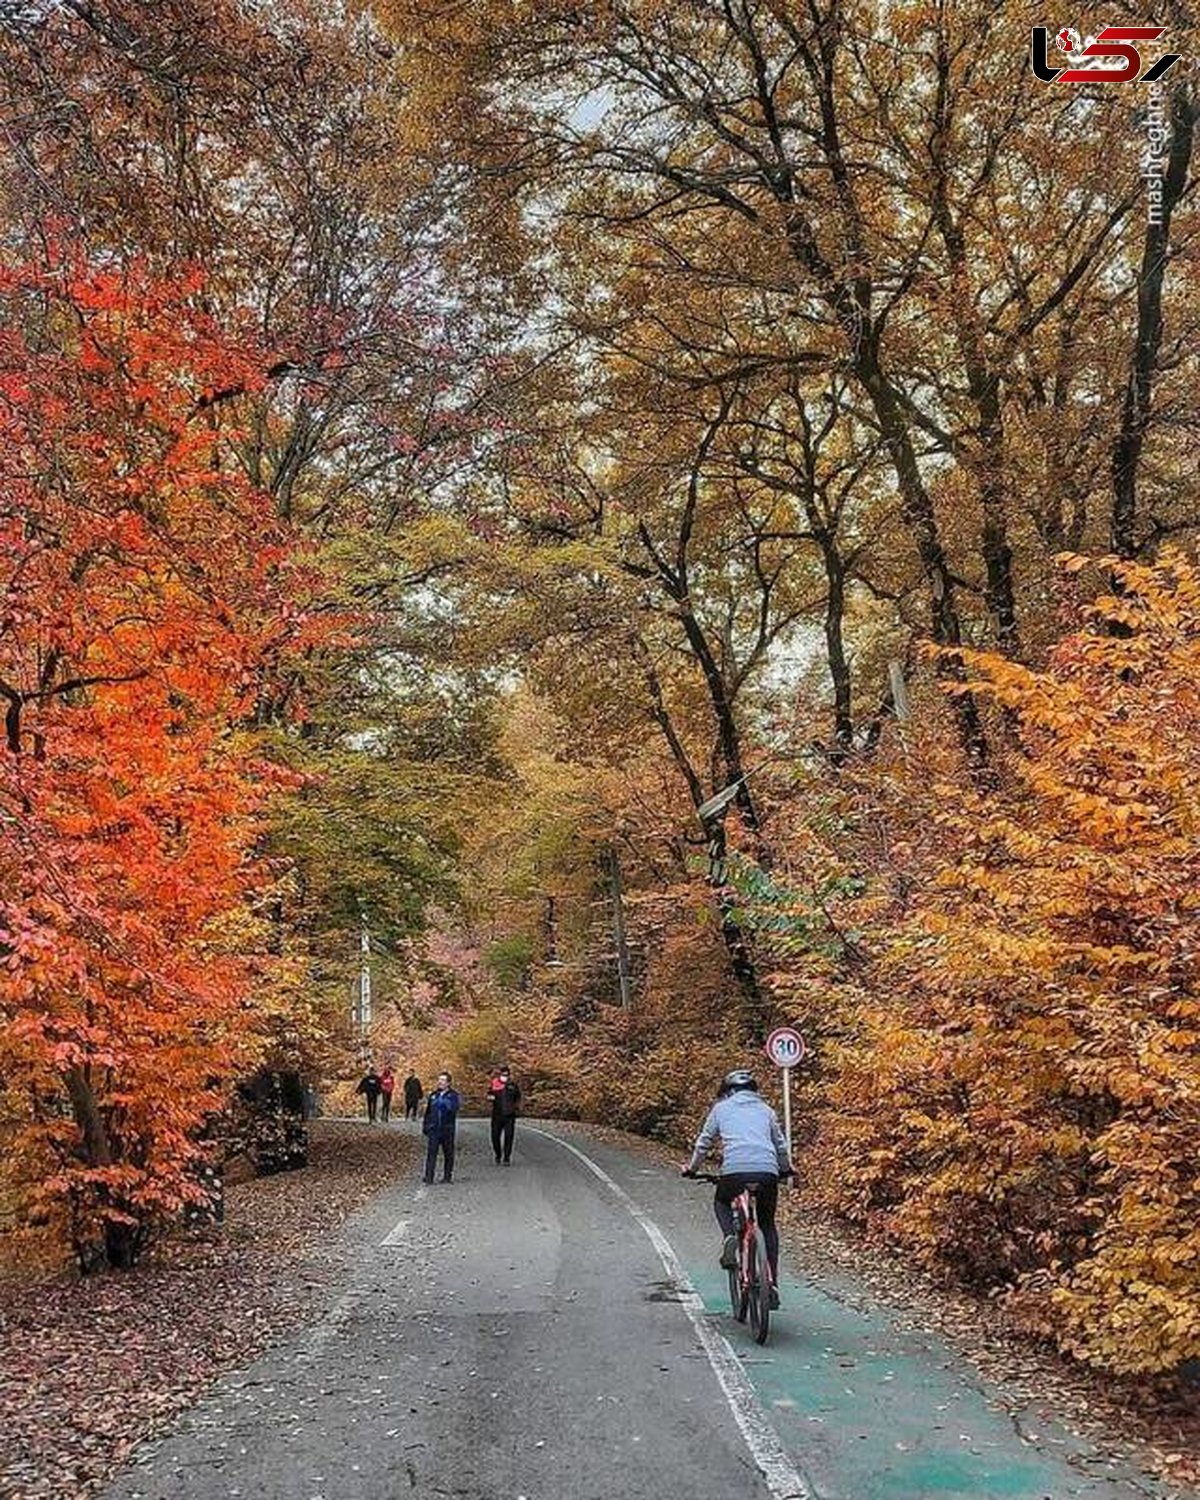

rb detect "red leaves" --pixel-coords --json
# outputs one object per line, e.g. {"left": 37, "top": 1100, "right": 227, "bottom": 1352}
{"left": 0, "top": 253, "right": 320, "bottom": 1268}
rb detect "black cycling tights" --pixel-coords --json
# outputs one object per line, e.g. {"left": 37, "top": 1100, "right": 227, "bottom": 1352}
{"left": 714, "top": 1172, "right": 780, "bottom": 1281}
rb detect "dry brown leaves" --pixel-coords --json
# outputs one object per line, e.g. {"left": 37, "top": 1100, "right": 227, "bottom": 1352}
{"left": 0, "top": 1121, "right": 417, "bottom": 1500}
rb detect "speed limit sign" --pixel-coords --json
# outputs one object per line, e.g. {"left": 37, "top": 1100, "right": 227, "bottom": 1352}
{"left": 765, "top": 1026, "right": 806, "bottom": 1069}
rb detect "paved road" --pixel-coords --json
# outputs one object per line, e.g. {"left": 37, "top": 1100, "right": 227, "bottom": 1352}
{"left": 107, "top": 1121, "right": 1173, "bottom": 1500}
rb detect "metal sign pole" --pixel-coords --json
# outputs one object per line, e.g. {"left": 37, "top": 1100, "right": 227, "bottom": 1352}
{"left": 782, "top": 1065, "right": 793, "bottom": 1167}
{"left": 765, "top": 1026, "right": 805, "bottom": 1177}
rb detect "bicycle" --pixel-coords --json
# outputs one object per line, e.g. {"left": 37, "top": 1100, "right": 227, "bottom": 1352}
{"left": 686, "top": 1170, "right": 780, "bottom": 1345}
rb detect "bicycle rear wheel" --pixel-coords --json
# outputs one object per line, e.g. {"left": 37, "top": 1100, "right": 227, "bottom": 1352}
{"left": 748, "top": 1227, "right": 771, "bottom": 1345}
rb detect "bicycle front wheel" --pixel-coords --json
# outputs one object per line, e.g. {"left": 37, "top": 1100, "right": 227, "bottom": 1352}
{"left": 748, "top": 1227, "right": 771, "bottom": 1345}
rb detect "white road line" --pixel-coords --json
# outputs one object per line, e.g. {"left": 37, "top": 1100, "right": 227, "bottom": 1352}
{"left": 294, "top": 1281, "right": 364, "bottom": 1363}
{"left": 524, "top": 1126, "right": 812, "bottom": 1500}
{"left": 299, "top": 1186, "right": 426, "bottom": 1359}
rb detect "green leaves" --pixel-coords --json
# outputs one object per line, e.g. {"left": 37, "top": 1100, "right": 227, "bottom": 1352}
{"left": 724, "top": 854, "right": 865, "bottom": 961}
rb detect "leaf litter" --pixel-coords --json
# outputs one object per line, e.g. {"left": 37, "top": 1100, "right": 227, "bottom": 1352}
{"left": 0, "top": 1121, "right": 418, "bottom": 1500}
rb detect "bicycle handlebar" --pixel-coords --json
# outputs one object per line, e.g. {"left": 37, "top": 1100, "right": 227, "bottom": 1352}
{"left": 682, "top": 1169, "right": 793, "bottom": 1184}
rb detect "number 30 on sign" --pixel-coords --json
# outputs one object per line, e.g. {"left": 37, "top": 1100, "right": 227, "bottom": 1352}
{"left": 765, "top": 1026, "right": 806, "bottom": 1068}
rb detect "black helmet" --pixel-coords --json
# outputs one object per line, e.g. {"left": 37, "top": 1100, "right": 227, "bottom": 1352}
{"left": 721, "top": 1069, "right": 758, "bottom": 1095}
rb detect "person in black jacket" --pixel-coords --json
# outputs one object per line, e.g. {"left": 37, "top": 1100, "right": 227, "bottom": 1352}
{"left": 487, "top": 1066, "right": 521, "bottom": 1165}
{"left": 355, "top": 1068, "right": 382, "bottom": 1123}
{"left": 403, "top": 1073, "right": 423, "bottom": 1121}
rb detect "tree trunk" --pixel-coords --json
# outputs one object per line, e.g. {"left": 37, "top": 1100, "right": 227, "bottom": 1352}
{"left": 704, "top": 816, "right": 768, "bottom": 1040}
{"left": 62, "top": 1066, "right": 139, "bottom": 1271}
{"left": 63, "top": 1065, "right": 112, "bottom": 1171}
{"left": 930, "top": 22, "right": 1019, "bottom": 656}
{"left": 856, "top": 347, "right": 990, "bottom": 770}
{"left": 603, "top": 847, "right": 633, "bottom": 1009}
{"left": 821, "top": 544, "right": 854, "bottom": 754}
{"left": 676, "top": 604, "right": 765, "bottom": 835}
{"left": 641, "top": 648, "right": 766, "bottom": 1030}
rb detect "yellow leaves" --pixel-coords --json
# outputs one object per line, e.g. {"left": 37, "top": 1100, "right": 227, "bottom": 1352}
{"left": 1054, "top": 1251, "right": 1200, "bottom": 1373}
{"left": 795, "top": 551, "right": 1200, "bottom": 1372}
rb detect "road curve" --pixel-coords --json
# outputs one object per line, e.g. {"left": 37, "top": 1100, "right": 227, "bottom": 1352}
{"left": 105, "top": 1120, "right": 1173, "bottom": 1500}
{"left": 107, "top": 1120, "right": 786, "bottom": 1500}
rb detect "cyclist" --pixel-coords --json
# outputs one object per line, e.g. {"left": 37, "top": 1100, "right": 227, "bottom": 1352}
{"left": 681, "top": 1069, "right": 792, "bottom": 1308}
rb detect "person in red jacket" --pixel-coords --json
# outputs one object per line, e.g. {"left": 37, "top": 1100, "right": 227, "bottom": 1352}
{"left": 379, "top": 1065, "right": 396, "bottom": 1123}
{"left": 487, "top": 1066, "right": 522, "bottom": 1165}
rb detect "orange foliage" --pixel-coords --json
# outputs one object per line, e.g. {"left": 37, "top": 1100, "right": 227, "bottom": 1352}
{"left": 0, "top": 256, "right": 319, "bottom": 1268}
{"left": 805, "top": 555, "right": 1200, "bottom": 1372}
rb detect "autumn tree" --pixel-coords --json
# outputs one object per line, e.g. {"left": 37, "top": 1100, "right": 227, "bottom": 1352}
{"left": 0, "top": 0, "right": 518, "bottom": 1087}
{"left": 0, "top": 256, "right": 322, "bottom": 1269}
{"left": 744, "top": 554, "right": 1200, "bottom": 1372}
{"left": 391, "top": 0, "right": 1199, "bottom": 724}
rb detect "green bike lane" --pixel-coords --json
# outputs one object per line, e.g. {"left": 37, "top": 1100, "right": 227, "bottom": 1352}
{"left": 561, "top": 1125, "right": 1177, "bottom": 1500}
{"left": 689, "top": 1260, "right": 1157, "bottom": 1500}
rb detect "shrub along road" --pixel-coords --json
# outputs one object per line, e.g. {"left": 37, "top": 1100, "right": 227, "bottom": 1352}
{"left": 104, "top": 1121, "right": 1182, "bottom": 1500}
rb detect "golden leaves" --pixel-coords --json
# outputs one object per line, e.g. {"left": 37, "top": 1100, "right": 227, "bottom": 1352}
{"left": 797, "top": 551, "right": 1200, "bottom": 1372}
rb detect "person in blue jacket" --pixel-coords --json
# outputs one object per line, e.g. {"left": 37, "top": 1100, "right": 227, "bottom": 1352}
{"left": 422, "top": 1071, "right": 461, "bottom": 1184}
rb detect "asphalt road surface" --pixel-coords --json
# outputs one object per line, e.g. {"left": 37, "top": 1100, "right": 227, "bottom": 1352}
{"left": 106, "top": 1121, "right": 1174, "bottom": 1500}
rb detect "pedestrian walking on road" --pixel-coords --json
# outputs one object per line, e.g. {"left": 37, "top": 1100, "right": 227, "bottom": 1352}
{"left": 355, "top": 1067, "right": 382, "bottom": 1124}
{"left": 379, "top": 1066, "right": 395, "bottom": 1123}
{"left": 422, "top": 1072, "right": 460, "bottom": 1183}
{"left": 487, "top": 1066, "right": 521, "bottom": 1165}
{"left": 403, "top": 1073, "right": 423, "bottom": 1120}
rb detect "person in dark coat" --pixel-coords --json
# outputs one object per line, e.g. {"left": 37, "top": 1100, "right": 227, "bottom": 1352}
{"left": 355, "top": 1067, "right": 382, "bottom": 1123}
{"left": 422, "top": 1072, "right": 460, "bottom": 1183}
{"left": 487, "top": 1066, "right": 522, "bottom": 1165}
{"left": 403, "top": 1073, "right": 423, "bottom": 1120}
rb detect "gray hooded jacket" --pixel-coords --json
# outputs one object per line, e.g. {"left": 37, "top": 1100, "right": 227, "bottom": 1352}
{"left": 687, "top": 1089, "right": 791, "bottom": 1177}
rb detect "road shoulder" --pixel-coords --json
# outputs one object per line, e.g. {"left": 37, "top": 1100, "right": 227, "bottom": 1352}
{"left": 0, "top": 1119, "right": 421, "bottom": 1499}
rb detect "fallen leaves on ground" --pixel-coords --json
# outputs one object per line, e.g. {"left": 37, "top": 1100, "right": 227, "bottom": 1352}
{"left": 0, "top": 1121, "right": 418, "bottom": 1500}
